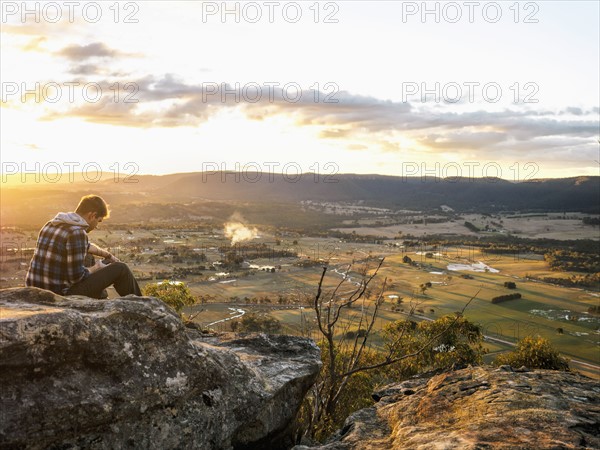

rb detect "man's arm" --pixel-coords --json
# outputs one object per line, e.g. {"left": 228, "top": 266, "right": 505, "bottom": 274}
{"left": 65, "top": 229, "right": 89, "bottom": 284}
{"left": 88, "top": 243, "right": 119, "bottom": 262}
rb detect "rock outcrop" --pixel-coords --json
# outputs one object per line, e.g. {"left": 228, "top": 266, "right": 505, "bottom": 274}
{"left": 0, "top": 287, "right": 321, "bottom": 449}
{"left": 294, "top": 366, "right": 600, "bottom": 450}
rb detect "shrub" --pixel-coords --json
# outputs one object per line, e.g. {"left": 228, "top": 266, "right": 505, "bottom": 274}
{"left": 494, "top": 335, "right": 569, "bottom": 370}
{"left": 503, "top": 281, "right": 517, "bottom": 289}
{"left": 143, "top": 281, "right": 196, "bottom": 313}
{"left": 419, "top": 282, "right": 432, "bottom": 295}
{"left": 383, "top": 315, "right": 485, "bottom": 380}
{"left": 491, "top": 293, "right": 522, "bottom": 304}
{"left": 238, "top": 312, "right": 282, "bottom": 333}
{"left": 464, "top": 221, "right": 480, "bottom": 232}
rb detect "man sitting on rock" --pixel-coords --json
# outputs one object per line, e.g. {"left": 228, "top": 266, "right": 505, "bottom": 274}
{"left": 26, "top": 194, "right": 142, "bottom": 299}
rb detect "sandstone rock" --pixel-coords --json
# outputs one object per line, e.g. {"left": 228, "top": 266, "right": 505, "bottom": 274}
{"left": 296, "top": 366, "right": 600, "bottom": 449}
{"left": 0, "top": 287, "right": 321, "bottom": 449}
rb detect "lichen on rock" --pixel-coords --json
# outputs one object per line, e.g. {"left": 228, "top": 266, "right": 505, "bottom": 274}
{"left": 0, "top": 287, "right": 321, "bottom": 450}
{"left": 294, "top": 366, "right": 600, "bottom": 450}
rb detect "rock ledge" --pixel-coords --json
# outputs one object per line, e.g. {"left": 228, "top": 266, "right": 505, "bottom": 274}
{"left": 295, "top": 366, "right": 600, "bottom": 449}
{"left": 0, "top": 287, "right": 321, "bottom": 450}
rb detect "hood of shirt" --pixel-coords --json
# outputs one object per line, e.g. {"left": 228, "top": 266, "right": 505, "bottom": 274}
{"left": 50, "top": 212, "right": 89, "bottom": 228}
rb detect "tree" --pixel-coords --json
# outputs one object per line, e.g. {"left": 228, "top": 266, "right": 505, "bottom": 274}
{"left": 295, "top": 260, "right": 479, "bottom": 442}
{"left": 494, "top": 335, "right": 569, "bottom": 371}
{"left": 224, "top": 251, "right": 244, "bottom": 267}
{"left": 419, "top": 281, "right": 432, "bottom": 295}
{"left": 238, "top": 312, "right": 282, "bottom": 333}
{"left": 383, "top": 315, "right": 484, "bottom": 380}
{"left": 143, "top": 281, "right": 196, "bottom": 315}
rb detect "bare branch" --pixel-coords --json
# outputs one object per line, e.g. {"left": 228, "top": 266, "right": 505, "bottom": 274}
{"left": 352, "top": 278, "right": 386, "bottom": 367}
{"left": 329, "top": 264, "right": 352, "bottom": 302}
{"left": 314, "top": 266, "right": 329, "bottom": 338}
{"left": 330, "top": 258, "right": 384, "bottom": 328}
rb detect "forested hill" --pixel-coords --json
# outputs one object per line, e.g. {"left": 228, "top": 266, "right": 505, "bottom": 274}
{"left": 155, "top": 173, "right": 599, "bottom": 212}
{"left": 2, "top": 174, "right": 599, "bottom": 226}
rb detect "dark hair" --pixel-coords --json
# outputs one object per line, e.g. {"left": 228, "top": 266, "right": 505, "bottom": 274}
{"left": 75, "top": 195, "right": 110, "bottom": 218}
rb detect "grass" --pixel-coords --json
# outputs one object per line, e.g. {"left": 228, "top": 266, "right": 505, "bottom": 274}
{"left": 184, "top": 244, "right": 599, "bottom": 376}
{"left": 8, "top": 223, "right": 596, "bottom": 373}
{"left": 386, "top": 251, "right": 599, "bottom": 366}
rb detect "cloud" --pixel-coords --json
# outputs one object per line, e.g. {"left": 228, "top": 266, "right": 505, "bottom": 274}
{"left": 319, "top": 128, "right": 352, "bottom": 139}
{"left": 1, "top": 13, "right": 88, "bottom": 37}
{"left": 1, "top": 22, "right": 62, "bottom": 36}
{"left": 56, "top": 42, "right": 139, "bottom": 60}
{"left": 36, "top": 73, "right": 600, "bottom": 165}
{"left": 417, "top": 130, "right": 508, "bottom": 151}
{"left": 492, "top": 136, "right": 598, "bottom": 157}
{"left": 41, "top": 96, "right": 143, "bottom": 126}
{"left": 562, "top": 107, "right": 583, "bottom": 116}
{"left": 377, "top": 139, "right": 402, "bottom": 153}
{"left": 67, "top": 64, "right": 103, "bottom": 75}
{"left": 21, "top": 36, "right": 47, "bottom": 52}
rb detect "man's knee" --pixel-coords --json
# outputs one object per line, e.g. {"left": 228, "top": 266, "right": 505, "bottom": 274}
{"left": 111, "top": 261, "right": 129, "bottom": 272}
{"left": 112, "top": 261, "right": 137, "bottom": 278}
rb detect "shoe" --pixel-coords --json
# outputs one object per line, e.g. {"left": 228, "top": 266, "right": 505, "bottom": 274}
{"left": 99, "top": 289, "right": 109, "bottom": 299}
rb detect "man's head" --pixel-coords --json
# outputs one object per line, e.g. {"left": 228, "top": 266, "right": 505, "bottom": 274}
{"left": 75, "top": 195, "right": 110, "bottom": 232}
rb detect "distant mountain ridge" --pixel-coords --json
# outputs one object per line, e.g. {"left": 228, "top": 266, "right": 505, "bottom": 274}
{"left": 2, "top": 174, "right": 599, "bottom": 226}
{"left": 148, "top": 173, "right": 600, "bottom": 213}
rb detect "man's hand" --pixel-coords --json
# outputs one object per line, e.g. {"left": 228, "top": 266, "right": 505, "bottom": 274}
{"left": 88, "top": 259, "right": 108, "bottom": 274}
{"left": 107, "top": 254, "right": 120, "bottom": 263}
{"left": 89, "top": 243, "right": 119, "bottom": 262}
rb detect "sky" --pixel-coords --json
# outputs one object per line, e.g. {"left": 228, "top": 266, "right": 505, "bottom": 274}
{"left": 1, "top": 0, "right": 599, "bottom": 182}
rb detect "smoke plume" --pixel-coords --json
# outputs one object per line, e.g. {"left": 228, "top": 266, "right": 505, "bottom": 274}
{"left": 224, "top": 216, "right": 258, "bottom": 245}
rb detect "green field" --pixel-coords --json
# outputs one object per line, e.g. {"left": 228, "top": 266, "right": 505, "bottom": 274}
{"left": 4, "top": 225, "right": 597, "bottom": 378}
{"left": 184, "top": 244, "right": 599, "bottom": 378}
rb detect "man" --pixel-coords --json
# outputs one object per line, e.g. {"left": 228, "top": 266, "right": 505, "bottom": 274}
{"left": 26, "top": 195, "right": 142, "bottom": 299}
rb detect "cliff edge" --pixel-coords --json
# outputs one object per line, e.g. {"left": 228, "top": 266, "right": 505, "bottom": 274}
{"left": 294, "top": 365, "right": 600, "bottom": 449}
{"left": 0, "top": 287, "right": 321, "bottom": 450}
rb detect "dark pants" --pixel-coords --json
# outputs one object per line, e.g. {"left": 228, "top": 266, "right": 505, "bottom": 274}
{"left": 67, "top": 262, "right": 142, "bottom": 299}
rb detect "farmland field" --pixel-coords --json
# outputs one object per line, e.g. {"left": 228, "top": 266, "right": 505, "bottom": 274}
{"left": 3, "top": 217, "right": 599, "bottom": 379}
{"left": 174, "top": 238, "right": 600, "bottom": 378}
{"left": 335, "top": 212, "right": 600, "bottom": 241}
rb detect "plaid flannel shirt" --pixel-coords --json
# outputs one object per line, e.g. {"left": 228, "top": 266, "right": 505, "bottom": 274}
{"left": 26, "top": 221, "right": 90, "bottom": 295}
